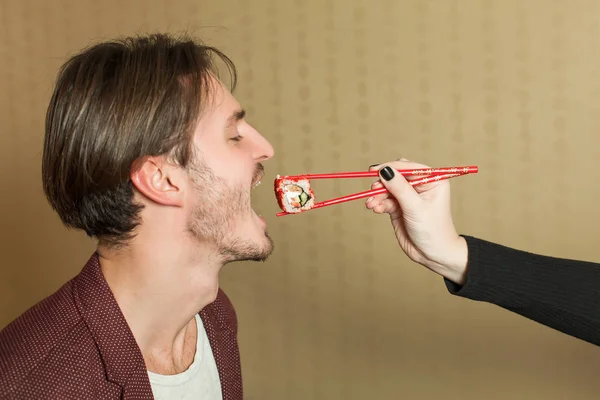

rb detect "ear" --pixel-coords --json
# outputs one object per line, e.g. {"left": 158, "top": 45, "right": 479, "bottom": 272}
{"left": 130, "top": 157, "right": 184, "bottom": 207}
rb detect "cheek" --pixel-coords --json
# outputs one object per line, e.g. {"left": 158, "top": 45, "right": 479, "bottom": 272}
{"left": 204, "top": 178, "right": 249, "bottom": 215}
{"left": 191, "top": 139, "right": 252, "bottom": 204}
{"left": 200, "top": 151, "right": 228, "bottom": 176}
{"left": 204, "top": 150, "right": 249, "bottom": 185}
{"left": 230, "top": 184, "right": 251, "bottom": 213}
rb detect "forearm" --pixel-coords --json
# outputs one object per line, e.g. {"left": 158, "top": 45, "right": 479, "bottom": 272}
{"left": 445, "top": 236, "right": 600, "bottom": 347}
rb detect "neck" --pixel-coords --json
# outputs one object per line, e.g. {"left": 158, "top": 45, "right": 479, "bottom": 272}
{"left": 97, "top": 232, "right": 222, "bottom": 372}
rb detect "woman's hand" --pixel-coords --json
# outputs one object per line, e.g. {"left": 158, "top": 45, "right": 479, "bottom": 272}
{"left": 366, "top": 159, "right": 469, "bottom": 285}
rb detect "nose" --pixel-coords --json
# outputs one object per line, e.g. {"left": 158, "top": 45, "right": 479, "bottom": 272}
{"left": 250, "top": 127, "right": 275, "bottom": 162}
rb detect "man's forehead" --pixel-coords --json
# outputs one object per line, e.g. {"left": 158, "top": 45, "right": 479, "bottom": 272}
{"left": 204, "top": 79, "right": 242, "bottom": 118}
{"left": 193, "top": 85, "right": 244, "bottom": 137}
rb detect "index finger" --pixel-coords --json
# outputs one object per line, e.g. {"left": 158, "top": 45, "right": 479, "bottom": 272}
{"left": 369, "top": 159, "right": 449, "bottom": 194}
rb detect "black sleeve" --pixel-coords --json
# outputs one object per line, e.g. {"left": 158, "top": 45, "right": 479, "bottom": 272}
{"left": 445, "top": 235, "right": 600, "bottom": 347}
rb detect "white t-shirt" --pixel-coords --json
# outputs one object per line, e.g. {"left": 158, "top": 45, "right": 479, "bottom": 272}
{"left": 148, "top": 314, "right": 222, "bottom": 400}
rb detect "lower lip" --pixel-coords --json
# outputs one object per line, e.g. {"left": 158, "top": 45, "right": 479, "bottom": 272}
{"left": 253, "top": 209, "right": 267, "bottom": 226}
{"left": 258, "top": 215, "right": 266, "bottom": 226}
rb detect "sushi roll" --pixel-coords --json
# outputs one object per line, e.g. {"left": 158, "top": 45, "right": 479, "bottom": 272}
{"left": 274, "top": 175, "right": 315, "bottom": 213}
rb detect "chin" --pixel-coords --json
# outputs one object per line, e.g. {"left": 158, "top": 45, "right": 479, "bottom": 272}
{"left": 220, "top": 225, "right": 274, "bottom": 264}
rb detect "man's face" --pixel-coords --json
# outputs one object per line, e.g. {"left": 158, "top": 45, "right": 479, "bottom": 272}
{"left": 185, "top": 78, "right": 275, "bottom": 263}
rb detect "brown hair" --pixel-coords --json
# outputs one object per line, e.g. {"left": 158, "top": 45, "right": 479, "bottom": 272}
{"left": 42, "top": 33, "right": 237, "bottom": 246}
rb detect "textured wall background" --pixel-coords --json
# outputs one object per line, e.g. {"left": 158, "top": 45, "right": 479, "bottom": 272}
{"left": 2, "top": 0, "right": 600, "bottom": 398}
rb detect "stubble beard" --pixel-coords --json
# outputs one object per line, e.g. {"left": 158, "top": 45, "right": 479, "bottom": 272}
{"left": 186, "top": 159, "right": 274, "bottom": 264}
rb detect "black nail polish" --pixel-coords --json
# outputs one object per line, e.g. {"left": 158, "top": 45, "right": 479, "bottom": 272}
{"left": 369, "top": 164, "right": 380, "bottom": 168}
{"left": 380, "top": 166, "right": 395, "bottom": 181}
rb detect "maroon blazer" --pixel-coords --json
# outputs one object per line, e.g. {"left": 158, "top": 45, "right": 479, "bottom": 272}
{"left": 0, "top": 254, "right": 242, "bottom": 399}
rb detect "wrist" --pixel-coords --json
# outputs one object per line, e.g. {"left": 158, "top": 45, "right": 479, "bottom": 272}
{"left": 425, "top": 236, "right": 468, "bottom": 285}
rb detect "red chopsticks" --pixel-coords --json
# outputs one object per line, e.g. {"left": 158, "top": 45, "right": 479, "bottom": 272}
{"left": 276, "top": 166, "right": 478, "bottom": 216}
{"left": 289, "top": 166, "right": 478, "bottom": 180}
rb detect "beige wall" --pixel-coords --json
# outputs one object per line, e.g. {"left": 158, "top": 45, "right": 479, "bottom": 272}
{"left": 2, "top": 0, "right": 600, "bottom": 398}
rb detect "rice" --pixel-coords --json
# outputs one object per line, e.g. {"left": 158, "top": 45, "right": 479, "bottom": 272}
{"left": 274, "top": 175, "right": 315, "bottom": 213}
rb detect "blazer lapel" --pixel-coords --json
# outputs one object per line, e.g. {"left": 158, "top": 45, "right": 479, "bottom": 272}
{"left": 72, "top": 253, "right": 154, "bottom": 399}
{"left": 200, "top": 289, "right": 243, "bottom": 400}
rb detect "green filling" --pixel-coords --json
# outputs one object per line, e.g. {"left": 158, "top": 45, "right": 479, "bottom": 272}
{"left": 299, "top": 191, "right": 309, "bottom": 206}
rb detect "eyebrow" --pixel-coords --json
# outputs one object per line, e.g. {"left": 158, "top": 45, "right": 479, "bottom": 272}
{"left": 226, "top": 109, "right": 246, "bottom": 127}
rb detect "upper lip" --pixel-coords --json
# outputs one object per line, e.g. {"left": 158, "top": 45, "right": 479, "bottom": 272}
{"left": 252, "top": 170, "right": 264, "bottom": 188}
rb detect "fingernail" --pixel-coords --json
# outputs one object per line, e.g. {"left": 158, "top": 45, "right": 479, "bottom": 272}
{"left": 369, "top": 163, "right": 380, "bottom": 168}
{"left": 380, "top": 166, "right": 395, "bottom": 181}
{"left": 366, "top": 196, "right": 374, "bottom": 203}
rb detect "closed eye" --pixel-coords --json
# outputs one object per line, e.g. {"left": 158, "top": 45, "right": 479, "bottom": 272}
{"left": 230, "top": 135, "right": 243, "bottom": 142}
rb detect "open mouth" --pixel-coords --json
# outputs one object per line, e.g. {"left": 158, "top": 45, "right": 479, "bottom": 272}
{"left": 251, "top": 167, "right": 265, "bottom": 190}
{"left": 250, "top": 167, "right": 265, "bottom": 219}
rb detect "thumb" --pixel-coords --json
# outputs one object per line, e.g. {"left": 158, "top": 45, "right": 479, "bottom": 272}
{"left": 378, "top": 166, "right": 421, "bottom": 211}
